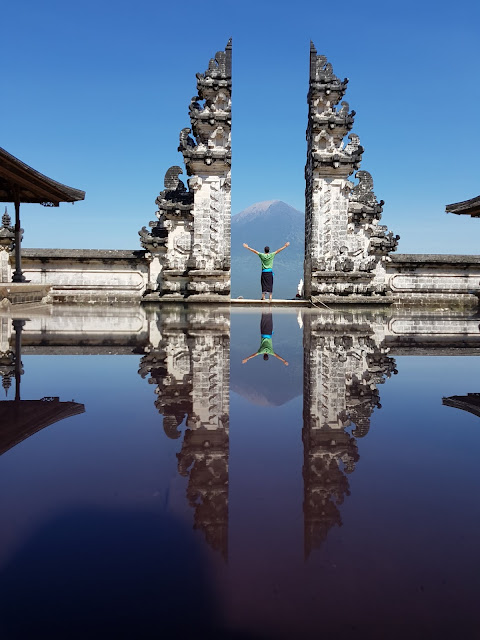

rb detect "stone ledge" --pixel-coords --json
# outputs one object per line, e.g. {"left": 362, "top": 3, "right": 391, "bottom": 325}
{"left": 391, "top": 254, "right": 480, "bottom": 266}
{"left": 188, "top": 270, "right": 230, "bottom": 278}
{"left": 311, "top": 295, "right": 393, "bottom": 306}
{"left": 21, "top": 249, "right": 146, "bottom": 260}
{"left": 312, "top": 271, "right": 372, "bottom": 280}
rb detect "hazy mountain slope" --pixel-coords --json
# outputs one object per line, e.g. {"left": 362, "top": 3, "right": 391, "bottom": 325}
{"left": 231, "top": 200, "right": 304, "bottom": 299}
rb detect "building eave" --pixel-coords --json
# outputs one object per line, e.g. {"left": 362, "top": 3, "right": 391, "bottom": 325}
{"left": 445, "top": 195, "right": 480, "bottom": 217}
{"left": 0, "top": 147, "right": 85, "bottom": 205}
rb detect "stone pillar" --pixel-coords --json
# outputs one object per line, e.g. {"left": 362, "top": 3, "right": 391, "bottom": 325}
{"left": 0, "top": 208, "right": 16, "bottom": 283}
{"left": 302, "top": 311, "right": 396, "bottom": 556}
{"left": 140, "top": 40, "right": 231, "bottom": 300}
{"left": 305, "top": 44, "right": 399, "bottom": 299}
{"left": 138, "top": 307, "right": 230, "bottom": 558}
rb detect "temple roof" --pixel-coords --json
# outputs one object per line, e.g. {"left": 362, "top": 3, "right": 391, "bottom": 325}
{"left": 0, "top": 397, "right": 85, "bottom": 456}
{"left": 0, "top": 147, "right": 85, "bottom": 206}
{"left": 443, "top": 393, "right": 480, "bottom": 418}
{"left": 445, "top": 195, "right": 480, "bottom": 218}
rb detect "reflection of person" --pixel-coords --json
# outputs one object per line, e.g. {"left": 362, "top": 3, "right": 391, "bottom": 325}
{"left": 242, "top": 313, "right": 288, "bottom": 366}
{"left": 242, "top": 241, "right": 290, "bottom": 301}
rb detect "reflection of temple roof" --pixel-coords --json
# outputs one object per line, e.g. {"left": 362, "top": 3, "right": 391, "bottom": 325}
{"left": 0, "top": 397, "right": 85, "bottom": 456}
{"left": 446, "top": 196, "right": 480, "bottom": 218}
{"left": 443, "top": 393, "right": 480, "bottom": 418}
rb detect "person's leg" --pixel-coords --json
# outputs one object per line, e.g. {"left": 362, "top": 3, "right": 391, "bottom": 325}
{"left": 261, "top": 272, "right": 268, "bottom": 300}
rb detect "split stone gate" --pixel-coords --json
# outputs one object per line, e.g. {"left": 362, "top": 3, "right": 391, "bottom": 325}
{"left": 139, "top": 40, "right": 398, "bottom": 301}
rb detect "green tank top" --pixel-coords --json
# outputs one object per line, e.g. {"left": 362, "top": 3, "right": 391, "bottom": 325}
{"left": 258, "top": 252, "right": 276, "bottom": 270}
{"left": 257, "top": 337, "right": 275, "bottom": 355}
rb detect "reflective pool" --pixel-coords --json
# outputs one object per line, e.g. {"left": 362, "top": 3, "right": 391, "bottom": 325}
{"left": 0, "top": 306, "right": 480, "bottom": 639}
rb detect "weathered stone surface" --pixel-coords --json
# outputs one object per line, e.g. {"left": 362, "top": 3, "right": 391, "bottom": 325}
{"left": 304, "top": 44, "right": 399, "bottom": 298}
{"left": 387, "top": 254, "right": 480, "bottom": 306}
{"left": 18, "top": 250, "right": 149, "bottom": 303}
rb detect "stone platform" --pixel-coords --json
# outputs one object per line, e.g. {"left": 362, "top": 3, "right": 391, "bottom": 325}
{"left": 231, "top": 299, "right": 309, "bottom": 306}
{"left": 143, "top": 296, "right": 394, "bottom": 307}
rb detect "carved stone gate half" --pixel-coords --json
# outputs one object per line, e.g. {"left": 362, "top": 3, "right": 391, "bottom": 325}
{"left": 140, "top": 40, "right": 232, "bottom": 301}
{"left": 304, "top": 43, "right": 399, "bottom": 299}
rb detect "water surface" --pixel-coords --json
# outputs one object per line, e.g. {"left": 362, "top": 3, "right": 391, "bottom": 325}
{"left": 0, "top": 306, "right": 479, "bottom": 639}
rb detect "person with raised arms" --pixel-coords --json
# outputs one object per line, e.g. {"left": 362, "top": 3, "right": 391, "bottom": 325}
{"left": 242, "top": 241, "right": 290, "bottom": 301}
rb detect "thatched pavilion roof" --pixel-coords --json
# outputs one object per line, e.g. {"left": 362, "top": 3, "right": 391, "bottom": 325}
{"left": 0, "top": 147, "right": 85, "bottom": 206}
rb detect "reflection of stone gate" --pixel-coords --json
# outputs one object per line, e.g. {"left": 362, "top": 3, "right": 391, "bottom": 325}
{"left": 302, "top": 311, "right": 396, "bottom": 555}
{"left": 140, "top": 41, "right": 232, "bottom": 301}
{"left": 138, "top": 307, "right": 230, "bottom": 558}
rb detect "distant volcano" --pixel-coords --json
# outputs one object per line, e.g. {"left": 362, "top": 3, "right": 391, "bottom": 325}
{"left": 231, "top": 201, "right": 304, "bottom": 299}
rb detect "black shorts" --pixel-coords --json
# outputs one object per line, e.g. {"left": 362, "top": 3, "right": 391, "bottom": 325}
{"left": 260, "top": 313, "right": 273, "bottom": 335}
{"left": 261, "top": 271, "right": 273, "bottom": 293}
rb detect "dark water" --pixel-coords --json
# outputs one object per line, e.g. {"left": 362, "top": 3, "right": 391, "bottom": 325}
{"left": 1, "top": 307, "right": 480, "bottom": 639}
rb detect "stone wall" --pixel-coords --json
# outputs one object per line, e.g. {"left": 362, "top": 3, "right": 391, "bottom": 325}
{"left": 388, "top": 254, "right": 480, "bottom": 306}
{"left": 18, "top": 249, "right": 148, "bottom": 304}
{"left": 0, "top": 249, "right": 475, "bottom": 306}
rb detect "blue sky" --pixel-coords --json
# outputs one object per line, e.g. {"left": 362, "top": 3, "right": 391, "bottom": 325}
{"left": 2, "top": 0, "right": 479, "bottom": 253}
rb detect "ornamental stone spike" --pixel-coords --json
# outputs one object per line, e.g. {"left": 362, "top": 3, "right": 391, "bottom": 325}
{"left": 304, "top": 43, "right": 399, "bottom": 299}
{"left": 140, "top": 40, "right": 232, "bottom": 300}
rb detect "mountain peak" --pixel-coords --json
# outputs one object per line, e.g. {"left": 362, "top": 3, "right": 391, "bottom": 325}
{"left": 232, "top": 200, "right": 303, "bottom": 224}
{"left": 231, "top": 199, "right": 305, "bottom": 299}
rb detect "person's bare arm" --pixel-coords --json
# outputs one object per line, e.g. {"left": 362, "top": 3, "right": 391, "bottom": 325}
{"left": 242, "top": 352, "right": 259, "bottom": 364}
{"left": 272, "top": 352, "right": 289, "bottom": 366}
{"left": 243, "top": 243, "right": 259, "bottom": 255}
{"left": 273, "top": 241, "right": 290, "bottom": 254}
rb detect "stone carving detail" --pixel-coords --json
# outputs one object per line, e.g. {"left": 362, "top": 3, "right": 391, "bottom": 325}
{"left": 305, "top": 44, "right": 399, "bottom": 297}
{"left": 138, "top": 308, "right": 230, "bottom": 558}
{"left": 302, "top": 312, "right": 396, "bottom": 555}
{"left": 139, "top": 41, "right": 232, "bottom": 299}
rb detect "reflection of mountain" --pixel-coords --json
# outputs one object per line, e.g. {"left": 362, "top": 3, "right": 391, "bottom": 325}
{"left": 230, "top": 311, "right": 303, "bottom": 407}
{"left": 230, "top": 344, "right": 302, "bottom": 406}
{"left": 231, "top": 201, "right": 304, "bottom": 299}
